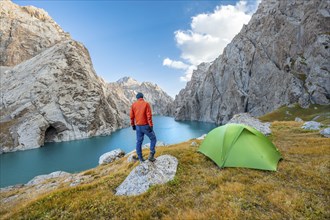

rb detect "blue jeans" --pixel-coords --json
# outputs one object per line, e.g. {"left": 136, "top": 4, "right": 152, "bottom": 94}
{"left": 136, "top": 125, "right": 157, "bottom": 160}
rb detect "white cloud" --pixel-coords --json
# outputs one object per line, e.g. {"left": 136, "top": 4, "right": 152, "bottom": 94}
{"left": 164, "top": 0, "right": 260, "bottom": 82}
{"left": 163, "top": 58, "right": 196, "bottom": 82}
{"left": 176, "top": 0, "right": 252, "bottom": 66}
{"left": 163, "top": 58, "right": 190, "bottom": 70}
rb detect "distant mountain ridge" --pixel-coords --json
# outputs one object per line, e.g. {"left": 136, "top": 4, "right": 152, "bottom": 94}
{"left": 174, "top": 0, "right": 330, "bottom": 124}
{"left": 108, "top": 77, "right": 174, "bottom": 120}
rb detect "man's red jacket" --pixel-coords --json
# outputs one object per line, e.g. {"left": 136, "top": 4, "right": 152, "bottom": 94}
{"left": 130, "top": 98, "right": 153, "bottom": 126}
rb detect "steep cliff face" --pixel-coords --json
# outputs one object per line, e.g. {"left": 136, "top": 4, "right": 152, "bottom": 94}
{"left": 174, "top": 0, "right": 330, "bottom": 124}
{"left": 108, "top": 77, "right": 174, "bottom": 120}
{"left": 0, "top": 0, "right": 70, "bottom": 66}
{"left": 0, "top": 40, "right": 123, "bottom": 153}
{"left": 0, "top": 1, "right": 123, "bottom": 153}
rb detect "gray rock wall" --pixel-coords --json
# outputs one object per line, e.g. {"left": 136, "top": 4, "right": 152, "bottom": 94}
{"left": 174, "top": 0, "right": 330, "bottom": 125}
{"left": 0, "top": 0, "right": 70, "bottom": 66}
{"left": 0, "top": 40, "right": 123, "bottom": 152}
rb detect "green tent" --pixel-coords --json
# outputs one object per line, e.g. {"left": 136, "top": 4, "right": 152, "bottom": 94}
{"left": 198, "top": 123, "right": 282, "bottom": 171}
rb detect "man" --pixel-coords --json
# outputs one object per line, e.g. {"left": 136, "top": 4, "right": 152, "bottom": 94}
{"left": 130, "top": 92, "right": 157, "bottom": 162}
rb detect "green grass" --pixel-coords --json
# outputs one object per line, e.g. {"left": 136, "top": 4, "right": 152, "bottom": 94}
{"left": 1, "top": 121, "right": 329, "bottom": 220}
{"left": 259, "top": 104, "right": 330, "bottom": 125}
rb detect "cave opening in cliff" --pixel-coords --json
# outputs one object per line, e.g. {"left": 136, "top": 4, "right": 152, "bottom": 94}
{"left": 44, "top": 126, "right": 58, "bottom": 143}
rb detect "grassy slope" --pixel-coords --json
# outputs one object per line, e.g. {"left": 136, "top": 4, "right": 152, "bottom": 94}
{"left": 1, "top": 121, "right": 329, "bottom": 220}
{"left": 259, "top": 104, "right": 330, "bottom": 125}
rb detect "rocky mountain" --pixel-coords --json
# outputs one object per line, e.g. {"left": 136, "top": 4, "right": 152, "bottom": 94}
{"left": 0, "top": 0, "right": 124, "bottom": 153}
{"left": 108, "top": 77, "right": 174, "bottom": 120}
{"left": 0, "top": 0, "right": 70, "bottom": 66}
{"left": 174, "top": 0, "right": 330, "bottom": 124}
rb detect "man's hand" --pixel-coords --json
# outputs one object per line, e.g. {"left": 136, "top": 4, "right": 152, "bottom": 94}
{"left": 148, "top": 126, "right": 153, "bottom": 132}
{"left": 132, "top": 125, "right": 136, "bottom": 131}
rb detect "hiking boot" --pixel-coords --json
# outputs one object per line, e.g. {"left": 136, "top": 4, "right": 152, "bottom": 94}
{"left": 132, "top": 155, "right": 139, "bottom": 161}
{"left": 148, "top": 154, "right": 156, "bottom": 162}
{"left": 139, "top": 157, "right": 145, "bottom": 163}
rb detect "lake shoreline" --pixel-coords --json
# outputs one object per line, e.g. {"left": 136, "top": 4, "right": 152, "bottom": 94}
{"left": 0, "top": 116, "right": 216, "bottom": 188}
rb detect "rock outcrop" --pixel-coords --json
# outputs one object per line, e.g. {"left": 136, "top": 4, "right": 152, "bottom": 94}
{"left": 0, "top": 1, "right": 123, "bottom": 153}
{"left": 302, "top": 121, "right": 322, "bottom": 130}
{"left": 197, "top": 134, "right": 207, "bottom": 140}
{"left": 26, "top": 171, "right": 71, "bottom": 186}
{"left": 1, "top": 169, "right": 95, "bottom": 208}
{"left": 174, "top": 0, "right": 330, "bottom": 125}
{"left": 108, "top": 77, "right": 174, "bottom": 119}
{"left": 0, "top": 0, "right": 70, "bottom": 66}
{"left": 227, "top": 113, "right": 271, "bottom": 135}
{"left": 116, "top": 155, "right": 178, "bottom": 196}
{"left": 320, "top": 127, "right": 330, "bottom": 137}
{"left": 99, "top": 149, "right": 125, "bottom": 165}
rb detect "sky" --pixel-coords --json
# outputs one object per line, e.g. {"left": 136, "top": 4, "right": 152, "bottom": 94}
{"left": 13, "top": 0, "right": 261, "bottom": 97}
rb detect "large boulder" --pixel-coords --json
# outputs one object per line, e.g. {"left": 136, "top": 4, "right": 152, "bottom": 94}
{"left": 320, "top": 127, "right": 330, "bottom": 138}
{"left": 190, "top": 141, "right": 199, "bottom": 147}
{"left": 227, "top": 113, "right": 272, "bottom": 135}
{"left": 26, "top": 171, "right": 71, "bottom": 186}
{"left": 302, "top": 121, "right": 322, "bottom": 130}
{"left": 197, "top": 134, "right": 207, "bottom": 140}
{"left": 116, "top": 155, "right": 178, "bottom": 196}
{"left": 99, "top": 149, "right": 125, "bottom": 165}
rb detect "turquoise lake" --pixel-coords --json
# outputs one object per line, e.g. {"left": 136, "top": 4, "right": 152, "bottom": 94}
{"left": 0, "top": 116, "right": 216, "bottom": 188}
